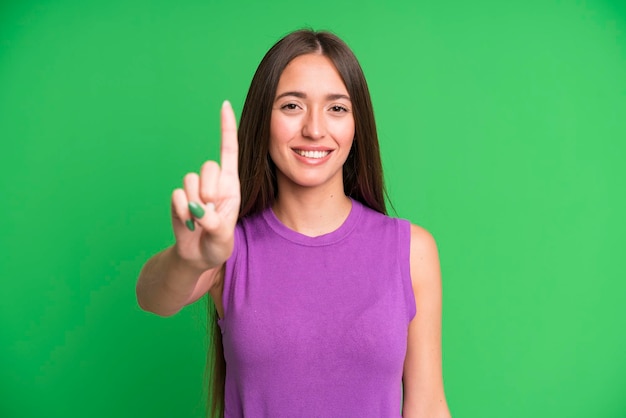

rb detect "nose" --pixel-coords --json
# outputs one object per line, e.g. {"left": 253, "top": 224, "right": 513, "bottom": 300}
{"left": 302, "top": 108, "right": 326, "bottom": 140}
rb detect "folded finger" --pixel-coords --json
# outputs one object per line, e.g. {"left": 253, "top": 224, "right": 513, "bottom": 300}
{"left": 172, "top": 188, "right": 195, "bottom": 231}
{"left": 199, "top": 161, "right": 220, "bottom": 204}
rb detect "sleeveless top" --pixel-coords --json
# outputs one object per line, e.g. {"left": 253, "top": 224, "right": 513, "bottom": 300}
{"left": 218, "top": 199, "right": 416, "bottom": 417}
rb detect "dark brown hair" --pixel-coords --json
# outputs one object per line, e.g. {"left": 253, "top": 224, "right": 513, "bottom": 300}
{"left": 207, "top": 29, "right": 388, "bottom": 417}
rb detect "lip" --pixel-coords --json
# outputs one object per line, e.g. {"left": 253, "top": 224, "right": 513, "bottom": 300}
{"left": 291, "top": 147, "right": 333, "bottom": 165}
{"left": 291, "top": 146, "right": 334, "bottom": 152}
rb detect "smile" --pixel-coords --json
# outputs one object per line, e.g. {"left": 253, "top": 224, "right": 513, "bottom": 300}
{"left": 294, "top": 149, "right": 331, "bottom": 159}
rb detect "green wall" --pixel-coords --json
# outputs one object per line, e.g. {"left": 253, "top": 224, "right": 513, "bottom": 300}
{"left": 2, "top": 0, "right": 625, "bottom": 417}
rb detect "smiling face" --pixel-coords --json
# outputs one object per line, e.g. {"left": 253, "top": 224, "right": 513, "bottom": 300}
{"left": 269, "top": 53, "right": 355, "bottom": 194}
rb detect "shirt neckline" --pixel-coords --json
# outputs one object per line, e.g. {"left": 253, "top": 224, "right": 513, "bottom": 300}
{"left": 261, "top": 198, "right": 363, "bottom": 247}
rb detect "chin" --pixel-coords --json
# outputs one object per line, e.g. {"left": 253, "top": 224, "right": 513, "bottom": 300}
{"left": 280, "top": 173, "right": 343, "bottom": 191}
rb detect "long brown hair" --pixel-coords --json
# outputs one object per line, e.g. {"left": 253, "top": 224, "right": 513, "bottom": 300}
{"left": 207, "top": 29, "right": 388, "bottom": 417}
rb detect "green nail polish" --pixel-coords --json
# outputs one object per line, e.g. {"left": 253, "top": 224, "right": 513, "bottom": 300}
{"left": 185, "top": 219, "right": 195, "bottom": 231}
{"left": 188, "top": 201, "right": 205, "bottom": 218}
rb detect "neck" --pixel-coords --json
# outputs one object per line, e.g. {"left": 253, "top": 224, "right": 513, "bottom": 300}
{"left": 272, "top": 186, "right": 352, "bottom": 237}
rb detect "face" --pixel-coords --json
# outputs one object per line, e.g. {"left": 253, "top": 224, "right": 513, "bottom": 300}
{"left": 269, "top": 53, "right": 355, "bottom": 193}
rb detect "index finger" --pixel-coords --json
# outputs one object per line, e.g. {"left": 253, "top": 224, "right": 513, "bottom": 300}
{"left": 220, "top": 100, "right": 239, "bottom": 174}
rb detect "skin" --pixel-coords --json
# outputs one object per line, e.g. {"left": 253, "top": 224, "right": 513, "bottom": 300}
{"left": 136, "top": 53, "right": 451, "bottom": 417}
{"left": 269, "top": 53, "right": 356, "bottom": 236}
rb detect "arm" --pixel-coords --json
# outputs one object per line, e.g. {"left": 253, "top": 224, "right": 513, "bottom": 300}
{"left": 136, "top": 101, "right": 239, "bottom": 318}
{"left": 402, "top": 224, "right": 451, "bottom": 418}
{"left": 135, "top": 246, "right": 222, "bottom": 317}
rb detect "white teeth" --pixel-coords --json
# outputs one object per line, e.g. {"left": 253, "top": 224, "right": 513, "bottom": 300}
{"left": 296, "top": 150, "right": 330, "bottom": 159}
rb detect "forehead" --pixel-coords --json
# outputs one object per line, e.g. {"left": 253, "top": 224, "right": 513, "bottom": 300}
{"left": 276, "top": 53, "right": 348, "bottom": 94}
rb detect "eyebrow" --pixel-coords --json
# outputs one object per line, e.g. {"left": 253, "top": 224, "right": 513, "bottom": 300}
{"left": 274, "top": 91, "right": 351, "bottom": 102}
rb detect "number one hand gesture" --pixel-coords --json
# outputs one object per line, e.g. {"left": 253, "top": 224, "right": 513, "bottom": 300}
{"left": 171, "top": 101, "right": 241, "bottom": 270}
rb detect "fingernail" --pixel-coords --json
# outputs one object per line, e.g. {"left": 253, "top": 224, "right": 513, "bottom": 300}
{"left": 185, "top": 219, "right": 195, "bottom": 231}
{"left": 188, "top": 201, "right": 205, "bottom": 218}
{"left": 222, "top": 100, "right": 231, "bottom": 110}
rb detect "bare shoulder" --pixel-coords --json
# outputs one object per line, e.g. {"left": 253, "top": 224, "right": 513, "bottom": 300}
{"left": 408, "top": 224, "right": 441, "bottom": 288}
{"left": 403, "top": 224, "right": 450, "bottom": 417}
{"left": 409, "top": 224, "right": 438, "bottom": 255}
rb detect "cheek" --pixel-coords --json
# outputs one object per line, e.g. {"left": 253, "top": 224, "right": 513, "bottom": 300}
{"left": 333, "top": 119, "right": 355, "bottom": 147}
{"left": 269, "top": 114, "right": 291, "bottom": 162}
{"left": 270, "top": 112, "right": 299, "bottom": 144}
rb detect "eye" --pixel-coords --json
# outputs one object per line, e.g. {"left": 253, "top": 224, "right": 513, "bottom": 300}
{"left": 280, "top": 103, "right": 300, "bottom": 111}
{"left": 329, "top": 105, "right": 349, "bottom": 113}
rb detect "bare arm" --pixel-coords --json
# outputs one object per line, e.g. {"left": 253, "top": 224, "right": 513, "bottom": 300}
{"left": 136, "top": 246, "right": 222, "bottom": 316}
{"left": 136, "top": 101, "right": 239, "bottom": 317}
{"left": 402, "top": 224, "right": 451, "bottom": 418}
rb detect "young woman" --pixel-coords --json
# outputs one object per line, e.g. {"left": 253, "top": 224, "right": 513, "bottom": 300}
{"left": 136, "top": 29, "right": 451, "bottom": 418}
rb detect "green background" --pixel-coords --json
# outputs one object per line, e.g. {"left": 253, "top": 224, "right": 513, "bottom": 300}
{"left": 1, "top": 0, "right": 625, "bottom": 417}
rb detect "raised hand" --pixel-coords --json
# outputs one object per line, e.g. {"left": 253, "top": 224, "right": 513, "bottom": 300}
{"left": 170, "top": 101, "right": 241, "bottom": 270}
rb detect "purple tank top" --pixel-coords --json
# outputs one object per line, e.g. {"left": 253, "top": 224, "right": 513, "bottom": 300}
{"left": 219, "top": 199, "right": 416, "bottom": 417}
